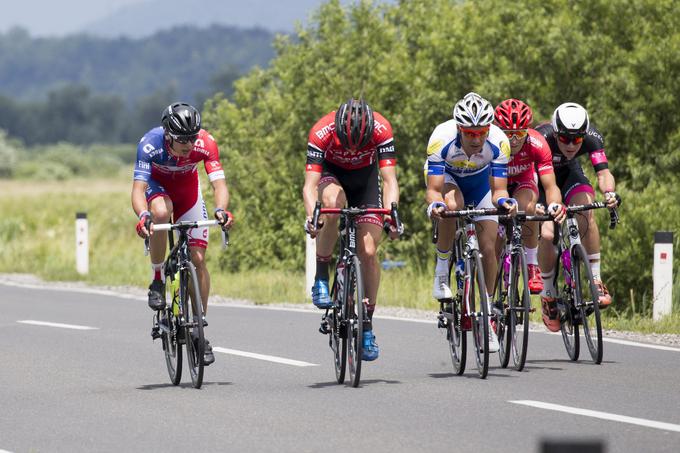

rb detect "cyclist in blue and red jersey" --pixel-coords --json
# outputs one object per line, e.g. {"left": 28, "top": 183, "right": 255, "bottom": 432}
{"left": 493, "top": 99, "right": 566, "bottom": 296}
{"left": 132, "top": 102, "right": 234, "bottom": 365}
{"left": 425, "top": 92, "right": 518, "bottom": 354}
{"left": 302, "top": 98, "right": 401, "bottom": 362}
{"left": 535, "top": 102, "right": 621, "bottom": 332}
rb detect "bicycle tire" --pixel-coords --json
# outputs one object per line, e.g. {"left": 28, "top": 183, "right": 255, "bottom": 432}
{"left": 573, "top": 244, "right": 603, "bottom": 364}
{"left": 510, "top": 250, "right": 530, "bottom": 371}
{"left": 162, "top": 282, "right": 182, "bottom": 385}
{"left": 331, "top": 278, "right": 346, "bottom": 384}
{"left": 558, "top": 252, "right": 580, "bottom": 361}
{"left": 470, "top": 251, "right": 489, "bottom": 379}
{"left": 182, "top": 262, "right": 204, "bottom": 389}
{"left": 494, "top": 251, "right": 510, "bottom": 368}
{"left": 347, "top": 255, "right": 364, "bottom": 387}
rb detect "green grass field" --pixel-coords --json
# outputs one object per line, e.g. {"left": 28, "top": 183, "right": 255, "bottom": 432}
{"left": 1, "top": 178, "right": 677, "bottom": 333}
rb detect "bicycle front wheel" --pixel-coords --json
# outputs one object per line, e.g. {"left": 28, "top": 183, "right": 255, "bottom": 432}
{"left": 469, "top": 251, "right": 489, "bottom": 379}
{"left": 573, "top": 244, "right": 603, "bottom": 364}
{"left": 509, "top": 251, "right": 530, "bottom": 371}
{"left": 493, "top": 251, "right": 510, "bottom": 369}
{"left": 181, "top": 262, "right": 205, "bottom": 389}
{"left": 558, "top": 255, "right": 580, "bottom": 361}
{"left": 447, "top": 296, "right": 467, "bottom": 375}
{"left": 331, "top": 282, "right": 346, "bottom": 384}
{"left": 346, "top": 256, "right": 364, "bottom": 387}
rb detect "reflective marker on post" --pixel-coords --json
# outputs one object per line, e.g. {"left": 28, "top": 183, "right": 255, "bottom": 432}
{"left": 76, "top": 212, "right": 89, "bottom": 275}
{"left": 653, "top": 231, "right": 673, "bottom": 321}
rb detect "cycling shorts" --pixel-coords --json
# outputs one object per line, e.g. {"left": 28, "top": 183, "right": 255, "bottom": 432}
{"left": 319, "top": 161, "right": 382, "bottom": 227}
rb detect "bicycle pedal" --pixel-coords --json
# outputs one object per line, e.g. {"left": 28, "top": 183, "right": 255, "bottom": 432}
{"left": 150, "top": 327, "right": 161, "bottom": 340}
{"left": 202, "top": 316, "right": 208, "bottom": 327}
{"left": 319, "top": 320, "right": 330, "bottom": 335}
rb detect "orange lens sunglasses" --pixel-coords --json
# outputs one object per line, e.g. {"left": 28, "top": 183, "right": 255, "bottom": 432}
{"left": 503, "top": 129, "right": 528, "bottom": 140}
{"left": 459, "top": 126, "right": 490, "bottom": 138}
{"left": 557, "top": 133, "right": 584, "bottom": 145}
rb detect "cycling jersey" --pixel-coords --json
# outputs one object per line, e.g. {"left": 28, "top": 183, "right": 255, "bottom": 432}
{"left": 134, "top": 127, "right": 225, "bottom": 249}
{"left": 306, "top": 111, "right": 396, "bottom": 172}
{"left": 426, "top": 121, "right": 510, "bottom": 179}
{"left": 507, "top": 128, "right": 553, "bottom": 195}
{"left": 534, "top": 123, "right": 608, "bottom": 174}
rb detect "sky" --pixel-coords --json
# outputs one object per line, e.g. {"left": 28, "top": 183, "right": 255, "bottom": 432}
{"left": 0, "top": 0, "right": 147, "bottom": 36}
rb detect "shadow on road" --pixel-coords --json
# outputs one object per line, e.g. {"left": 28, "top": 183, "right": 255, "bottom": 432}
{"left": 307, "top": 378, "right": 401, "bottom": 389}
{"left": 136, "top": 381, "right": 233, "bottom": 390}
{"left": 428, "top": 371, "right": 517, "bottom": 379}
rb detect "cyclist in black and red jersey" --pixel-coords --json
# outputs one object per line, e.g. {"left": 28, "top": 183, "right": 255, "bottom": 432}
{"left": 535, "top": 102, "right": 621, "bottom": 332}
{"left": 302, "top": 98, "right": 401, "bottom": 362}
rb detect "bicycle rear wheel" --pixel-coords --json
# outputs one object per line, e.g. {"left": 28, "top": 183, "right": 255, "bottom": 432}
{"left": 161, "top": 286, "right": 182, "bottom": 385}
{"left": 446, "top": 296, "right": 467, "bottom": 375}
{"left": 493, "top": 251, "right": 510, "bottom": 368}
{"left": 573, "top": 244, "right": 603, "bottom": 364}
{"left": 346, "top": 256, "right": 364, "bottom": 387}
{"left": 469, "top": 251, "right": 489, "bottom": 379}
{"left": 181, "top": 262, "right": 204, "bottom": 389}
{"left": 557, "top": 256, "right": 580, "bottom": 361}
{"left": 509, "top": 251, "right": 530, "bottom": 371}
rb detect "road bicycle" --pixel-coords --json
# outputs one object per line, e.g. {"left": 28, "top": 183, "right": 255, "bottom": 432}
{"left": 434, "top": 207, "right": 499, "bottom": 379}
{"left": 148, "top": 219, "right": 228, "bottom": 389}
{"left": 315, "top": 202, "right": 401, "bottom": 387}
{"left": 537, "top": 202, "right": 619, "bottom": 364}
{"left": 493, "top": 211, "right": 543, "bottom": 371}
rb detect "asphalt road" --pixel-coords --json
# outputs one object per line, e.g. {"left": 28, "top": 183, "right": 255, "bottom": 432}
{"left": 1, "top": 282, "right": 679, "bottom": 453}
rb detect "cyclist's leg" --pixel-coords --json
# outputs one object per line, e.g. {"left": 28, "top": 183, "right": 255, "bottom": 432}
{"left": 432, "top": 179, "right": 463, "bottom": 299}
{"left": 536, "top": 180, "right": 560, "bottom": 330}
{"left": 357, "top": 220, "right": 383, "bottom": 361}
{"left": 146, "top": 180, "right": 173, "bottom": 309}
{"left": 513, "top": 180, "right": 541, "bottom": 292}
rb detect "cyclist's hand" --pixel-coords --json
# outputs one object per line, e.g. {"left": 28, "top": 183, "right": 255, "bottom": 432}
{"left": 214, "top": 208, "right": 233, "bottom": 231}
{"left": 136, "top": 211, "right": 152, "bottom": 239}
{"left": 498, "top": 197, "right": 518, "bottom": 216}
{"left": 383, "top": 215, "right": 404, "bottom": 240}
{"left": 305, "top": 216, "right": 323, "bottom": 238}
{"left": 604, "top": 191, "right": 621, "bottom": 209}
{"left": 427, "top": 201, "right": 446, "bottom": 220}
{"left": 548, "top": 202, "right": 567, "bottom": 224}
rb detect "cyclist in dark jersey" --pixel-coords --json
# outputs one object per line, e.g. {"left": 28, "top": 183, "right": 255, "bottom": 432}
{"left": 302, "top": 98, "right": 401, "bottom": 362}
{"left": 535, "top": 102, "right": 621, "bottom": 332}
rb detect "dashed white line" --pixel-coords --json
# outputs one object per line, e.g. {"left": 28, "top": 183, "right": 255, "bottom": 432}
{"left": 510, "top": 400, "right": 680, "bottom": 433}
{"left": 602, "top": 337, "right": 680, "bottom": 352}
{"left": 213, "top": 347, "right": 318, "bottom": 367}
{"left": 17, "top": 320, "right": 98, "bottom": 330}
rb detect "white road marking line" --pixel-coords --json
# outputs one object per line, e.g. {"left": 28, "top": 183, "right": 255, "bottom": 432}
{"left": 212, "top": 347, "right": 318, "bottom": 367}
{"left": 17, "top": 320, "right": 98, "bottom": 330}
{"left": 3, "top": 280, "right": 679, "bottom": 353}
{"left": 1, "top": 449, "right": 15, "bottom": 453}
{"left": 510, "top": 400, "right": 680, "bottom": 433}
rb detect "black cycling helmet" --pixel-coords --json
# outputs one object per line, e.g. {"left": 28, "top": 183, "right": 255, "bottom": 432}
{"left": 335, "top": 98, "right": 374, "bottom": 150}
{"left": 161, "top": 102, "right": 201, "bottom": 137}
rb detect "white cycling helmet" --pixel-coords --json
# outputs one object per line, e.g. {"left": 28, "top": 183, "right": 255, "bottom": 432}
{"left": 552, "top": 102, "right": 589, "bottom": 135}
{"left": 453, "top": 92, "right": 494, "bottom": 127}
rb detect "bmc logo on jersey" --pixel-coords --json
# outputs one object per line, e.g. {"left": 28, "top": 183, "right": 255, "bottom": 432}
{"left": 315, "top": 122, "right": 335, "bottom": 140}
{"left": 208, "top": 161, "right": 221, "bottom": 170}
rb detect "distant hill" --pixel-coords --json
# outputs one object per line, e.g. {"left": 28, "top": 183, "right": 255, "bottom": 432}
{"left": 0, "top": 25, "right": 276, "bottom": 104}
{"left": 82, "top": 0, "right": 359, "bottom": 38}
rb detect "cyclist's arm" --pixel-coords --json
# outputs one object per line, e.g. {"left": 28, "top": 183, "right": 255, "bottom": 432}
{"left": 539, "top": 171, "right": 562, "bottom": 206}
{"left": 380, "top": 164, "right": 399, "bottom": 208}
{"left": 490, "top": 175, "right": 510, "bottom": 206}
{"left": 131, "top": 180, "right": 149, "bottom": 217}
{"left": 303, "top": 170, "right": 322, "bottom": 218}
{"left": 210, "top": 177, "right": 229, "bottom": 212}
{"left": 596, "top": 168, "right": 615, "bottom": 194}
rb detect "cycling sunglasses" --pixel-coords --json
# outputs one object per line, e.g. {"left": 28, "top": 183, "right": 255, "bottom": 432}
{"left": 557, "top": 133, "right": 584, "bottom": 145}
{"left": 459, "top": 125, "right": 490, "bottom": 138}
{"left": 170, "top": 132, "right": 199, "bottom": 144}
{"left": 503, "top": 129, "right": 528, "bottom": 140}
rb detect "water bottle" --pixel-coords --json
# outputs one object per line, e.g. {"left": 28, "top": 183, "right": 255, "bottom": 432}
{"left": 561, "top": 252, "right": 572, "bottom": 287}
{"left": 336, "top": 260, "right": 346, "bottom": 295}
{"left": 455, "top": 258, "right": 464, "bottom": 292}
{"left": 503, "top": 254, "right": 511, "bottom": 287}
{"left": 170, "top": 272, "right": 180, "bottom": 316}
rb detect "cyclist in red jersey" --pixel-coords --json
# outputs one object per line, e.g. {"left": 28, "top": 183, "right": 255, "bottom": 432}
{"left": 132, "top": 102, "right": 233, "bottom": 365}
{"left": 302, "top": 98, "right": 401, "bottom": 362}
{"left": 493, "top": 99, "right": 566, "bottom": 299}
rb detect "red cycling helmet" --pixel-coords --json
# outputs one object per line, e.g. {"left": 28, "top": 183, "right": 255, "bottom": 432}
{"left": 494, "top": 99, "right": 533, "bottom": 130}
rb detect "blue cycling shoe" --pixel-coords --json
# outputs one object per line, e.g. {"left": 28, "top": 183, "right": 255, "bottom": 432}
{"left": 362, "top": 329, "right": 380, "bottom": 361}
{"left": 311, "top": 279, "right": 332, "bottom": 309}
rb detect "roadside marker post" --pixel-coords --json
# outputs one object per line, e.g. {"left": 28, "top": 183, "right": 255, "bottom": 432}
{"left": 653, "top": 231, "right": 673, "bottom": 321}
{"left": 305, "top": 234, "right": 316, "bottom": 299}
{"left": 76, "top": 212, "right": 89, "bottom": 275}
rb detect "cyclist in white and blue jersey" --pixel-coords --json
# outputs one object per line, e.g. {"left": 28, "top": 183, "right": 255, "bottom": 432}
{"left": 425, "top": 92, "right": 517, "bottom": 353}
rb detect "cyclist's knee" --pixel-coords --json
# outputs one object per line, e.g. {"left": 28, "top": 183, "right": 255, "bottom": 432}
{"left": 321, "top": 189, "right": 346, "bottom": 209}
{"left": 190, "top": 248, "right": 207, "bottom": 267}
{"left": 150, "top": 205, "right": 171, "bottom": 223}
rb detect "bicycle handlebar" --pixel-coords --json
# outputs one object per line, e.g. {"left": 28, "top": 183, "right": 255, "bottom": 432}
{"left": 311, "top": 201, "right": 403, "bottom": 236}
{"left": 146, "top": 219, "right": 230, "bottom": 250}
